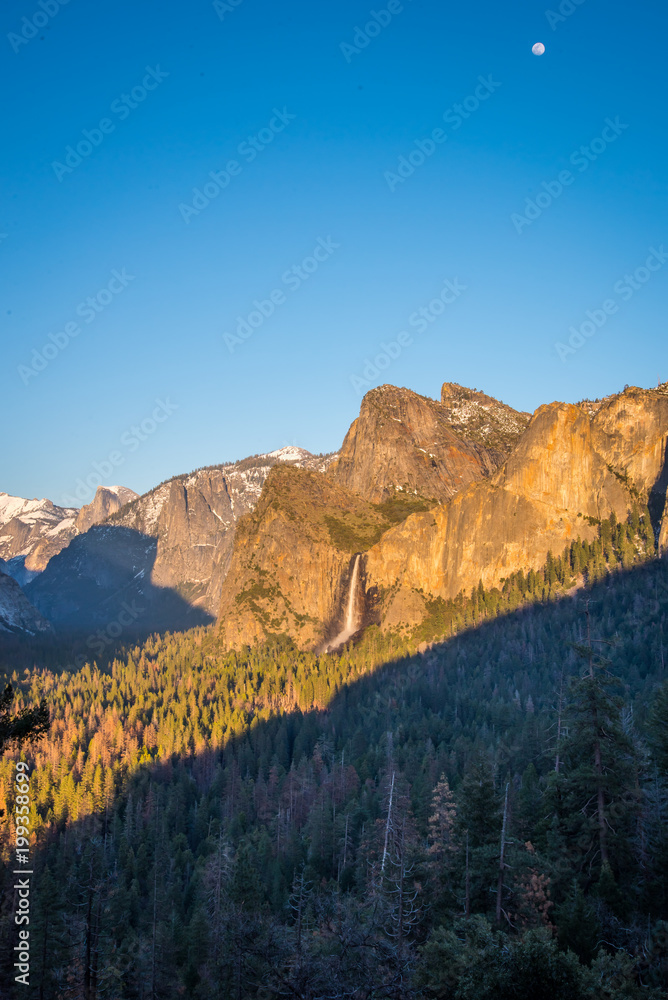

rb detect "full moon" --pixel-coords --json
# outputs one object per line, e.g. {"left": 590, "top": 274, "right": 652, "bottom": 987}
{"left": 532, "top": 42, "right": 546, "bottom": 55}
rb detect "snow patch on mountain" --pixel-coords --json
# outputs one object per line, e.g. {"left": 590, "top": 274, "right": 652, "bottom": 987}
{"left": 0, "top": 570, "right": 53, "bottom": 635}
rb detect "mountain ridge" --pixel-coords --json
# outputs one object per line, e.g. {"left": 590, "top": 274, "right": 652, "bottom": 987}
{"left": 217, "top": 382, "right": 668, "bottom": 648}
{"left": 6, "top": 381, "right": 667, "bottom": 645}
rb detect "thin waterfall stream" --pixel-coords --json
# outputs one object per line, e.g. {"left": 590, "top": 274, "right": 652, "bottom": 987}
{"left": 326, "top": 554, "right": 362, "bottom": 651}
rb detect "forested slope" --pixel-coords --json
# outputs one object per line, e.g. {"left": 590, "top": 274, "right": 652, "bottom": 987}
{"left": 0, "top": 512, "right": 667, "bottom": 998}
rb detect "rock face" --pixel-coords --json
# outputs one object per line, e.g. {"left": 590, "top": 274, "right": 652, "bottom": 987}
{"left": 588, "top": 385, "right": 668, "bottom": 517}
{"left": 364, "top": 402, "right": 634, "bottom": 628}
{"left": 25, "top": 525, "right": 207, "bottom": 636}
{"left": 218, "top": 465, "right": 389, "bottom": 650}
{"left": 439, "top": 382, "right": 532, "bottom": 451}
{"left": 217, "top": 384, "right": 668, "bottom": 646}
{"left": 0, "top": 570, "right": 53, "bottom": 636}
{"left": 26, "top": 448, "right": 335, "bottom": 633}
{"left": 75, "top": 486, "right": 138, "bottom": 533}
{"left": 0, "top": 494, "right": 78, "bottom": 583}
{"left": 327, "top": 383, "right": 529, "bottom": 503}
{"left": 0, "top": 486, "right": 138, "bottom": 585}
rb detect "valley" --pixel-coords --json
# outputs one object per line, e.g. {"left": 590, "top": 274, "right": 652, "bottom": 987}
{"left": 1, "top": 377, "right": 668, "bottom": 999}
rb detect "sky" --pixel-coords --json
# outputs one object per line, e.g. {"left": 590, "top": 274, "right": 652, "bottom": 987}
{"left": 2, "top": 0, "right": 667, "bottom": 505}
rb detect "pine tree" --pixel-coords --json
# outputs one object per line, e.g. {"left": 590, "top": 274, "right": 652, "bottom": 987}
{"left": 648, "top": 680, "right": 668, "bottom": 776}
{"left": 559, "top": 606, "right": 637, "bottom": 882}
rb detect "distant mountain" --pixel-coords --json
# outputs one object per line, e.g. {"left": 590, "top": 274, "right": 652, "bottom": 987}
{"left": 26, "top": 448, "right": 335, "bottom": 633}
{"left": 14, "top": 381, "right": 668, "bottom": 649}
{"left": 0, "top": 493, "right": 78, "bottom": 584}
{"left": 74, "top": 485, "right": 139, "bottom": 533}
{"left": 0, "top": 485, "right": 138, "bottom": 585}
{"left": 0, "top": 569, "right": 53, "bottom": 636}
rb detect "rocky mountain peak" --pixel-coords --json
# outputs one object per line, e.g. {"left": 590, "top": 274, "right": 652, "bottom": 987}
{"left": 0, "top": 492, "right": 78, "bottom": 581}
{"left": 75, "top": 485, "right": 139, "bottom": 533}
{"left": 328, "top": 382, "right": 527, "bottom": 504}
{"left": 0, "top": 484, "right": 138, "bottom": 585}
{"left": 439, "top": 381, "right": 531, "bottom": 452}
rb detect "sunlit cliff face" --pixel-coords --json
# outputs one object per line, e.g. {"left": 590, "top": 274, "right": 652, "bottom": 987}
{"left": 218, "top": 385, "right": 668, "bottom": 651}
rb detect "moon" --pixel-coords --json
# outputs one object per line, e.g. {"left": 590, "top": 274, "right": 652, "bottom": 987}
{"left": 532, "top": 42, "right": 546, "bottom": 55}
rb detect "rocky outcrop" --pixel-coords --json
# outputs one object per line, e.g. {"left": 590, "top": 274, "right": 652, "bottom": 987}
{"left": 215, "top": 386, "right": 668, "bottom": 648}
{"left": 439, "top": 382, "right": 531, "bottom": 451}
{"left": 218, "top": 465, "right": 389, "bottom": 650}
{"left": 0, "top": 486, "right": 137, "bottom": 585}
{"left": 75, "top": 486, "right": 138, "bottom": 533}
{"left": 25, "top": 449, "right": 334, "bottom": 632}
{"left": 0, "top": 570, "right": 53, "bottom": 635}
{"left": 0, "top": 494, "right": 78, "bottom": 582}
{"left": 328, "top": 384, "right": 528, "bottom": 504}
{"left": 363, "top": 401, "right": 648, "bottom": 629}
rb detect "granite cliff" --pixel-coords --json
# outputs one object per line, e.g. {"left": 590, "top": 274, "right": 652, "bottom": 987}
{"left": 75, "top": 485, "right": 138, "bottom": 534}
{"left": 26, "top": 448, "right": 334, "bottom": 632}
{"left": 218, "top": 383, "right": 668, "bottom": 648}
{"left": 327, "top": 383, "right": 530, "bottom": 503}
{"left": 217, "top": 465, "right": 389, "bottom": 650}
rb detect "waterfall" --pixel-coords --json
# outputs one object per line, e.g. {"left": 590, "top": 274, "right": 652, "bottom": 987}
{"left": 326, "top": 554, "right": 362, "bottom": 651}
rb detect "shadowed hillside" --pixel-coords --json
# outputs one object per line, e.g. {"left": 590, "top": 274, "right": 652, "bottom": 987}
{"left": 1, "top": 555, "right": 668, "bottom": 997}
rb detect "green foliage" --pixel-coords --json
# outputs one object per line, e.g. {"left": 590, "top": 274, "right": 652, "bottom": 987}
{"left": 648, "top": 680, "right": 668, "bottom": 776}
{"left": 1, "top": 551, "right": 667, "bottom": 997}
{"left": 323, "top": 513, "right": 388, "bottom": 551}
{"left": 0, "top": 682, "right": 49, "bottom": 755}
{"left": 373, "top": 492, "right": 437, "bottom": 524}
{"left": 418, "top": 918, "right": 589, "bottom": 1000}
{"left": 412, "top": 511, "right": 654, "bottom": 645}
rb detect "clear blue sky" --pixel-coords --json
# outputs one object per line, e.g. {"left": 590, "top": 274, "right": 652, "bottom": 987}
{"left": 2, "top": 0, "right": 666, "bottom": 504}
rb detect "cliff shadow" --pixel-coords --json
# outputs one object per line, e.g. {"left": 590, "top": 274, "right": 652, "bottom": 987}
{"left": 2, "top": 558, "right": 668, "bottom": 996}
{"left": 16, "top": 524, "right": 213, "bottom": 657}
{"left": 648, "top": 437, "right": 668, "bottom": 535}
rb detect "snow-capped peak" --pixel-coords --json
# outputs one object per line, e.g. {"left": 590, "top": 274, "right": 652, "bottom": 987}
{"left": 266, "top": 446, "right": 313, "bottom": 463}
